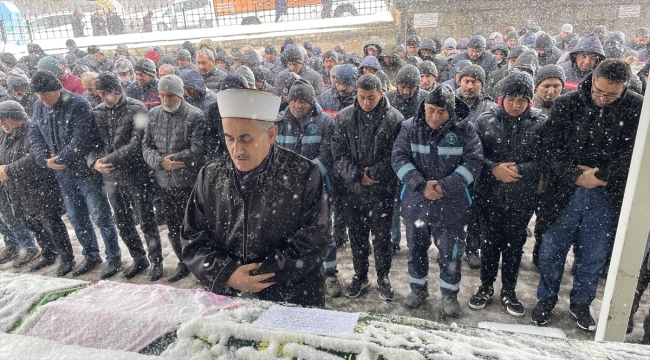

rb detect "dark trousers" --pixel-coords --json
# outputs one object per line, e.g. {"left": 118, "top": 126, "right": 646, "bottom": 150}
{"left": 479, "top": 202, "right": 535, "bottom": 291}
{"left": 159, "top": 187, "right": 193, "bottom": 265}
{"left": 344, "top": 195, "right": 394, "bottom": 280}
{"left": 23, "top": 211, "right": 74, "bottom": 263}
{"left": 465, "top": 203, "right": 482, "bottom": 255}
{"left": 331, "top": 194, "right": 347, "bottom": 245}
{"left": 105, "top": 177, "right": 163, "bottom": 264}
{"left": 406, "top": 219, "right": 466, "bottom": 296}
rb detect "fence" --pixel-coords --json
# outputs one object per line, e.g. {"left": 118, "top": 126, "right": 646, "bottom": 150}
{"left": 1, "top": 0, "right": 390, "bottom": 42}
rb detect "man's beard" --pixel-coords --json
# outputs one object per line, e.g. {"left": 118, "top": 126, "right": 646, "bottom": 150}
{"left": 163, "top": 102, "right": 181, "bottom": 112}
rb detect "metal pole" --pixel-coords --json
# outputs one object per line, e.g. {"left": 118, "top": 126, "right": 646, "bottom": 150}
{"left": 595, "top": 82, "right": 650, "bottom": 341}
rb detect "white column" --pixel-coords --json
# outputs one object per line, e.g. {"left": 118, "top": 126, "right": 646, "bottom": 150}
{"left": 595, "top": 84, "right": 650, "bottom": 342}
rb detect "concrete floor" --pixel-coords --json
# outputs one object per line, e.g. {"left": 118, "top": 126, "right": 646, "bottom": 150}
{"left": 1, "top": 217, "right": 648, "bottom": 345}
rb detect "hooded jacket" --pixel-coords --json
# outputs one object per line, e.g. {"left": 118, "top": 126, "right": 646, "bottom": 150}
{"left": 125, "top": 78, "right": 161, "bottom": 109}
{"left": 378, "top": 44, "right": 406, "bottom": 85}
{"left": 275, "top": 103, "right": 335, "bottom": 191}
{"left": 87, "top": 96, "right": 151, "bottom": 184}
{"left": 331, "top": 95, "right": 404, "bottom": 199}
{"left": 559, "top": 33, "right": 605, "bottom": 91}
{"left": 358, "top": 56, "right": 391, "bottom": 91}
{"left": 535, "top": 33, "right": 563, "bottom": 66}
{"left": 263, "top": 56, "right": 284, "bottom": 77}
{"left": 386, "top": 65, "right": 429, "bottom": 120}
{"left": 418, "top": 38, "right": 450, "bottom": 82}
{"left": 391, "top": 97, "right": 483, "bottom": 225}
{"left": 181, "top": 145, "right": 328, "bottom": 307}
{"left": 488, "top": 50, "right": 538, "bottom": 99}
{"left": 474, "top": 105, "right": 546, "bottom": 211}
{"left": 456, "top": 89, "right": 496, "bottom": 123}
{"left": 180, "top": 69, "right": 217, "bottom": 117}
{"left": 60, "top": 70, "right": 84, "bottom": 95}
{"left": 1, "top": 122, "right": 64, "bottom": 219}
{"left": 536, "top": 75, "right": 643, "bottom": 237}
{"left": 363, "top": 37, "right": 384, "bottom": 57}
{"left": 142, "top": 100, "right": 206, "bottom": 189}
{"left": 275, "top": 65, "right": 325, "bottom": 95}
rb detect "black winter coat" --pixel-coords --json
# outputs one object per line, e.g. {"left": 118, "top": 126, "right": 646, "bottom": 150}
{"left": 181, "top": 145, "right": 329, "bottom": 307}
{"left": 331, "top": 95, "right": 404, "bottom": 199}
{"left": 142, "top": 101, "right": 206, "bottom": 189}
{"left": 386, "top": 88, "right": 429, "bottom": 121}
{"left": 474, "top": 106, "right": 547, "bottom": 211}
{"left": 88, "top": 96, "right": 151, "bottom": 184}
{"left": 0, "top": 123, "right": 63, "bottom": 218}
{"left": 537, "top": 76, "right": 643, "bottom": 236}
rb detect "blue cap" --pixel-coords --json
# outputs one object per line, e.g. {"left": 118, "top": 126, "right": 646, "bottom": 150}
{"left": 220, "top": 74, "right": 249, "bottom": 91}
{"left": 335, "top": 63, "right": 358, "bottom": 87}
{"left": 397, "top": 44, "right": 406, "bottom": 53}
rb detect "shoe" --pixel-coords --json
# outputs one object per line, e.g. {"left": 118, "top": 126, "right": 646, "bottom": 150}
{"left": 392, "top": 243, "right": 400, "bottom": 254}
{"left": 0, "top": 247, "right": 18, "bottom": 264}
{"left": 325, "top": 276, "right": 342, "bottom": 298}
{"left": 56, "top": 260, "right": 75, "bottom": 277}
{"left": 71, "top": 256, "right": 103, "bottom": 276}
{"left": 167, "top": 263, "right": 190, "bottom": 282}
{"left": 569, "top": 304, "right": 597, "bottom": 331}
{"left": 29, "top": 255, "right": 57, "bottom": 272}
{"left": 404, "top": 290, "right": 429, "bottom": 309}
{"left": 100, "top": 259, "right": 122, "bottom": 279}
{"left": 148, "top": 262, "right": 163, "bottom": 281}
{"left": 13, "top": 248, "right": 40, "bottom": 268}
{"left": 377, "top": 275, "right": 394, "bottom": 301}
{"left": 121, "top": 258, "right": 150, "bottom": 279}
{"left": 464, "top": 252, "right": 481, "bottom": 270}
{"left": 344, "top": 275, "right": 369, "bottom": 298}
{"left": 468, "top": 285, "right": 494, "bottom": 310}
{"left": 531, "top": 300, "right": 555, "bottom": 326}
{"left": 501, "top": 290, "right": 525, "bottom": 317}
{"left": 442, "top": 294, "right": 461, "bottom": 317}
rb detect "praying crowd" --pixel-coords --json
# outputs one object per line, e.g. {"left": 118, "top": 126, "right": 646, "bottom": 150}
{"left": 0, "top": 20, "right": 649, "bottom": 341}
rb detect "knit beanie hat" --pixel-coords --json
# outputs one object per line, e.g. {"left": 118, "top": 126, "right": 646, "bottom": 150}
{"left": 288, "top": 78, "right": 316, "bottom": 107}
{"left": 114, "top": 58, "right": 134, "bottom": 74}
{"left": 134, "top": 59, "right": 157, "bottom": 77}
{"left": 116, "top": 44, "right": 129, "bottom": 53}
{"left": 500, "top": 70, "right": 534, "bottom": 101}
{"left": 177, "top": 49, "right": 191, "bottom": 61}
{"left": 72, "top": 65, "right": 90, "bottom": 78}
{"left": 534, "top": 64, "right": 566, "bottom": 89}
{"left": 87, "top": 45, "right": 100, "bottom": 54}
{"left": 83, "top": 54, "right": 99, "bottom": 69}
{"left": 417, "top": 61, "right": 438, "bottom": 78}
{"left": 335, "top": 63, "right": 357, "bottom": 87}
{"left": 395, "top": 64, "right": 421, "bottom": 87}
{"left": 219, "top": 73, "right": 249, "bottom": 91}
{"left": 276, "top": 71, "right": 301, "bottom": 94}
{"left": 31, "top": 70, "right": 63, "bottom": 93}
{"left": 457, "top": 38, "right": 469, "bottom": 50}
{"left": 444, "top": 37, "right": 457, "bottom": 49}
{"left": 158, "top": 74, "right": 184, "bottom": 98}
{"left": 37, "top": 56, "right": 63, "bottom": 78}
{"left": 458, "top": 64, "right": 486, "bottom": 85}
{"left": 467, "top": 35, "right": 487, "bottom": 50}
{"left": 425, "top": 84, "right": 455, "bottom": 114}
{"left": 96, "top": 72, "right": 124, "bottom": 94}
{"left": 265, "top": 44, "right": 277, "bottom": 55}
{"left": 322, "top": 50, "right": 339, "bottom": 62}
{"left": 285, "top": 46, "right": 304, "bottom": 64}
{"left": 507, "top": 45, "right": 526, "bottom": 60}
{"left": 234, "top": 66, "right": 256, "bottom": 88}
{"left": 1, "top": 53, "right": 17, "bottom": 66}
{"left": 0, "top": 100, "right": 28, "bottom": 121}
{"left": 7, "top": 68, "right": 30, "bottom": 91}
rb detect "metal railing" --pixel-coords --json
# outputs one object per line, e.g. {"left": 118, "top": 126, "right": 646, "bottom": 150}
{"left": 1, "top": 1, "right": 389, "bottom": 42}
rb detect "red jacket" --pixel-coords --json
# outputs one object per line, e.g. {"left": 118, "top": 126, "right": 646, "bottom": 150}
{"left": 60, "top": 71, "right": 84, "bottom": 95}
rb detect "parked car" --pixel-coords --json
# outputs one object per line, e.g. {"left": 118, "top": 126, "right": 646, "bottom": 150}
{"left": 152, "top": 0, "right": 216, "bottom": 31}
{"left": 0, "top": 1, "right": 28, "bottom": 43}
{"left": 27, "top": 12, "right": 96, "bottom": 40}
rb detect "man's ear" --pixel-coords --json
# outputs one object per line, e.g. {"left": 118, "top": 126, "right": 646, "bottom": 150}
{"left": 267, "top": 125, "right": 278, "bottom": 144}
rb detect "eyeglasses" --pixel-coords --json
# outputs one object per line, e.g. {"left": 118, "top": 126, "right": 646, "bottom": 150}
{"left": 591, "top": 82, "right": 623, "bottom": 101}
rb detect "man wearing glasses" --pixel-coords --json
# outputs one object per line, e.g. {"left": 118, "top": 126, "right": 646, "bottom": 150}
{"left": 532, "top": 59, "right": 643, "bottom": 332}
{"left": 559, "top": 33, "right": 605, "bottom": 92}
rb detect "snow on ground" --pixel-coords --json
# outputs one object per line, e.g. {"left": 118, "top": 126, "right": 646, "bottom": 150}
{"left": 0, "top": 332, "right": 158, "bottom": 359}
{"left": 17, "top": 10, "right": 394, "bottom": 56}
{"left": 1, "top": 215, "right": 648, "bottom": 347}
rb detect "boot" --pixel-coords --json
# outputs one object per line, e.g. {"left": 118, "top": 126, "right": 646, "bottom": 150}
{"left": 121, "top": 257, "right": 150, "bottom": 279}
{"left": 71, "top": 256, "right": 102, "bottom": 276}
{"left": 12, "top": 248, "right": 40, "bottom": 268}
{"left": 29, "top": 254, "right": 57, "bottom": 272}
{"left": 100, "top": 258, "right": 122, "bottom": 279}
{"left": 56, "top": 259, "right": 75, "bottom": 277}
{"left": 149, "top": 262, "right": 163, "bottom": 281}
{"left": 167, "top": 262, "right": 190, "bottom": 282}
